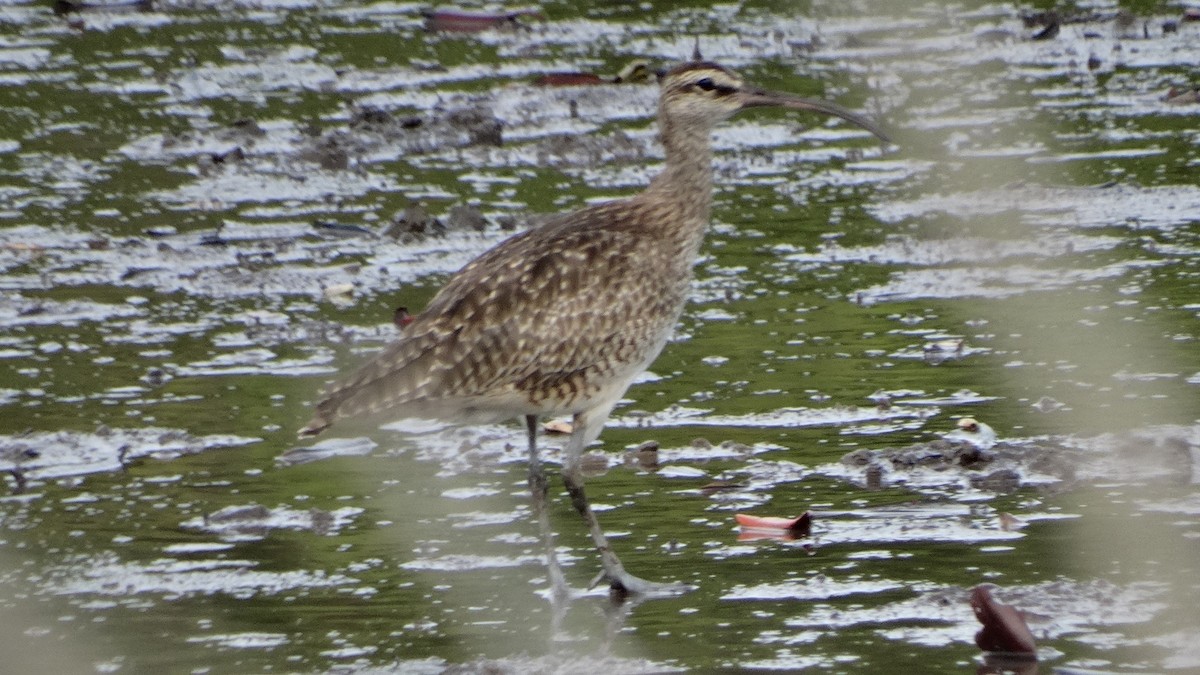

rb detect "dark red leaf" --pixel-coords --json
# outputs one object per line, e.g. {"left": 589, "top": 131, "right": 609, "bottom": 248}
{"left": 971, "top": 585, "right": 1037, "bottom": 656}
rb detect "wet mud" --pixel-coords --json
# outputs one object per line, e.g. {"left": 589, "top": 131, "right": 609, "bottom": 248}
{"left": 0, "top": 0, "right": 1198, "bottom": 672}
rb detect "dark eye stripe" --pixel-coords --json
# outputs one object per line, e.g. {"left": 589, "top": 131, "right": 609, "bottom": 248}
{"left": 692, "top": 77, "right": 736, "bottom": 96}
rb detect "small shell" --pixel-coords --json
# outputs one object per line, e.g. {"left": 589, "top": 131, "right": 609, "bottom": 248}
{"left": 323, "top": 283, "right": 354, "bottom": 302}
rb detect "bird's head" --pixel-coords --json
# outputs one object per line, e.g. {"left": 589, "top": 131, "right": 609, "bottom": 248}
{"left": 657, "top": 61, "right": 891, "bottom": 143}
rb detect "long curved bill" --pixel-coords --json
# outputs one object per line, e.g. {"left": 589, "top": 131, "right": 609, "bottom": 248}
{"left": 737, "top": 88, "right": 892, "bottom": 144}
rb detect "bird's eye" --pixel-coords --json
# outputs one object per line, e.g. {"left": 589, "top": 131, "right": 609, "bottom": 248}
{"left": 695, "top": 77, "right": 716, "bottom": 91}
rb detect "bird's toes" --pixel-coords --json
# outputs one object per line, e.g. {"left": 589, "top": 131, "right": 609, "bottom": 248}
{"left": 594, "top": 568, "right": 694, "bottom": 597}
{"left": 297, "top": 418, "right": 330, "bottom": 438}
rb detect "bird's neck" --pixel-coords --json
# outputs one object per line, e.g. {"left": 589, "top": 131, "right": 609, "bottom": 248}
{"left": 644, "top": 115, "right": 715, "bottom": 241}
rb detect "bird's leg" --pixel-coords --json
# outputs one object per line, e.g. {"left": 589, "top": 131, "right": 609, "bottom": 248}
{"left": 561, "top": 410, "right": 690, "bottom": 596}
{"left": 525, "top": 415, "right": 569, "bottom": 607}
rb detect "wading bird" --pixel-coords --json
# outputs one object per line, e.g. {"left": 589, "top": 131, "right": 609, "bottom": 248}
{"left": 300, "top": 60, "right": 890, "bottom": 594}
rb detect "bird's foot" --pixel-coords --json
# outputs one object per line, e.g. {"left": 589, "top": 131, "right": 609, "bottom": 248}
{"left": 297, "top": 418, "right": 329, "bottom": 438}
{"left": 589, "top": 567, "right": 693, "bottom": 597}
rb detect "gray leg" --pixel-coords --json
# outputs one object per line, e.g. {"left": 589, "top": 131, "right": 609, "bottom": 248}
{"left": 525, "top": 415, "right": 568, "bottom": 603}
{"left": 561, "top": 409, "right": 691, "bottom": 596}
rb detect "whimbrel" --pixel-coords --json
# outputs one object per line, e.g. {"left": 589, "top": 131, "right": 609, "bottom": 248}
{"left": 300, "top": 60, "right": 890, "bottom": 594}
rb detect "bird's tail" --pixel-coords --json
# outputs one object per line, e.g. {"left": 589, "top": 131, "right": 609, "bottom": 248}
{"left": 297, "top": 414, "right": 331, "bottom": 438}
{"left": 296, "top": 329, "right": 450, "bottom": 438}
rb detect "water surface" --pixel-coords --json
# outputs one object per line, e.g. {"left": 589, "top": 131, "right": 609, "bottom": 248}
{"left": 1, "top": 0, "right": 1198, "bottom": 672}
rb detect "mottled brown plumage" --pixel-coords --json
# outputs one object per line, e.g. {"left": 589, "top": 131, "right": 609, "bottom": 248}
{"left": 305, "top": 195, "right": 702, "bottom": 431}
{"left": 300, "top": 60, "right": 889, "bottom": 594}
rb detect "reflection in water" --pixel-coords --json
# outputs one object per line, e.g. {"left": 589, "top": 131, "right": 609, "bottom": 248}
{"left": 877, "top": 0, "right": 1200, "bottom": 668}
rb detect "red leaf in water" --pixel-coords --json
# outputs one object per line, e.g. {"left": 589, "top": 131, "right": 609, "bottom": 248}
{"left": 1164, "top": 87, "right": 1200, "bottom": 105}
{"left": 735, "top": 511, "right": 812, "bottom": 537}
{"left": 971, "top": 585, "right": 1037, "bottom": 656}
{"left": 423, "top": 9, "right": 542, "bottom": 33}
{"left": 533, "top": 73, "right": 607, "bottom": 87}
{"left": 393, "top": 306, "right": 415, "bottom": 329}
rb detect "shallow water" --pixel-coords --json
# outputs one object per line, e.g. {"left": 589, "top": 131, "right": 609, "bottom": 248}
{"left": 1, "top": 0, "right": 1198, "bottom": 672}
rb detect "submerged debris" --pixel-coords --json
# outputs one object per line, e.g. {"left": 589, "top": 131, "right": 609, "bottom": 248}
{"left": 197, "top": 146, "right": 246, "bottom": 174}
{"left": 349, "top": 105, "right": 398, "bottom": 128}
{"left": 841, "top": 433, "right": 996, "bottom": 473}
{"left": 532, "top": 128, "right": 645, "bottom": 167}
{"left": 444, "top": 107, "right": 503, "bottom": 147}
{"left": 298, "top": 104, "right": 502, "bottom": 170}
{"left": 1, "top": 442, "right": 40, "bottom": 493}
{"left": 381, "top": 204, "right": 489, "bottom": 242}
{"left": 444, "top": 204, "right": 489, "bottom": 233}
{"left": 52, "top": 0, "right": 152, "bottom": 15}
{"left": 969, "top": 468, "right": 1021, "bottom": 492}
{"left": 837, "top": 424, "right": 1199, "bottom": 495}
{"left": 382, "top": 203, "right": 445, "bottom": 241}
{"left": 422, "top": 8, "right": 543, "bottom": 33}
{"left": 139, "top": 367, "right": 172, "bottom": 387}
{"left": 298, "top": 133, "right": 352, "bottom": 170}
{"left": 626, "top": 440, "right": 660, "bottom": 471}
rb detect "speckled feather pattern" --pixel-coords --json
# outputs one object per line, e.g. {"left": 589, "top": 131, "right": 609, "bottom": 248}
{"left": 301, "top": 62, "right": 748, "bottom": 435}
{"left": 305, "top": 185, "right": 711, "bottom": 431}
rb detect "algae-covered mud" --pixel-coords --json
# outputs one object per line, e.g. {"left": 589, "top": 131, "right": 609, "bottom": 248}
{"left": 1, "top": 0, "right": 1198, "bottom": 672}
